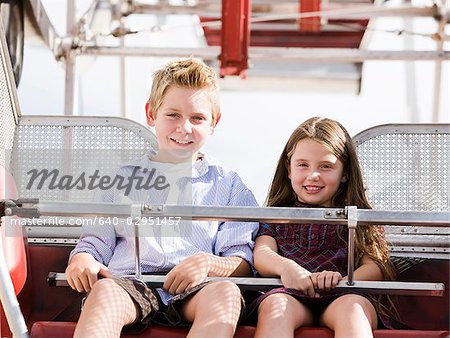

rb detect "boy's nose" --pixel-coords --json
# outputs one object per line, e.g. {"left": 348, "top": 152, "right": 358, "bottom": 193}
{"left": 177, "top": 120, "right": 192, "bottom": 133}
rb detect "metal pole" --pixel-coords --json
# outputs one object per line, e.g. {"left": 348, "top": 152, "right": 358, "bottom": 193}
{"left": 0, "top": 233, "right": 29, "bottom": 338}
{"left": 346, "top": 206, "right": 357, "bottom": 286}
{"left": 119, "top": 17, "right": 127, "bottom": 118}
{"left": 64, "top": 0, "right": 76, "bottom": 116}
{"left": 131, "top": 204, "right": 142, "bottom": 280}
{"left": 432, "top": 17, "right": 446, "bottom": 122}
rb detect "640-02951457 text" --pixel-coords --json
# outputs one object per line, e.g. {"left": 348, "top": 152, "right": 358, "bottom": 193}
{"left": 7, "top": 216, "right": 182, "bottom": 227}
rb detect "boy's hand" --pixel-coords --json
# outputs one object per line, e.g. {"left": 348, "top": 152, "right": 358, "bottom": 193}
{"left": 310, "top": 270, "right": 342, "bottom": 294}
{"left": 164, "top": 252, "right": 211, "bottom": 294}
{"left": 279, "top": 261, "right": 317, "bottom": 297}
{"left": 65, "top": 252, "right": 111, "bottom": 293}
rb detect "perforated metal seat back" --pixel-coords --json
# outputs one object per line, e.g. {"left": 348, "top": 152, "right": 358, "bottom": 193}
{"left": 354, "top": 125, "right": 449, "bottom": 212}
{"left": 0, "top": 23, "right": 19, "bottom": 171}
{"left": 11, "top": 117, "right": 157, "bottom": 202}
{"left": 354, "top": 125, "right": 450, "bottom": 260}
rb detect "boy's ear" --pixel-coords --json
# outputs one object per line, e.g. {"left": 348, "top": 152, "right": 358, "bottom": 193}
{"left": 210, "top": 113, "right": 221, "bottom": 134}
{"left": 213, "top": 113, "right": 221, "bottom": 127}
{"left": 145, "top": 102, "right": 156, "bottom": 127}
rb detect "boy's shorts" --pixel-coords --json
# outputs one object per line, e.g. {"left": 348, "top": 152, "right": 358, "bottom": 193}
{"left": 109, "top": 276, "right": 247, "bottom": 333}
{"left": 108, "top": 276, "right": 207, "bottom": 332}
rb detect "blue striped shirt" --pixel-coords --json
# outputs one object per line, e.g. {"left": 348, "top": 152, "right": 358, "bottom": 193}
{"left": 69, "top": 151, "right": 259, "bottom": 276}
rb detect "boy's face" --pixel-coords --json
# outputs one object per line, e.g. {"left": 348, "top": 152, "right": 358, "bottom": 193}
{"left": 147, "top": 86, "right": 216, "bottom": 163}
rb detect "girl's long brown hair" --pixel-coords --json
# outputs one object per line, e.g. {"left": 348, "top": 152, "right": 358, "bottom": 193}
{"left": 266, "top": 117, "right": 395, "bottom": 281}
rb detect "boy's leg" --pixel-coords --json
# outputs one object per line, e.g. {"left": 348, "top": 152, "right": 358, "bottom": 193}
{"left": 74, "top": 278, "right": 139, "bottom": 338}
{"left": 179, "top": 281, "right": 242, "bottom": 338}
{"left": 254, "top": 293, "right": 313, "bottom": 338}
{"left": 319, "top": 294, "right": 377, "bottom": 338}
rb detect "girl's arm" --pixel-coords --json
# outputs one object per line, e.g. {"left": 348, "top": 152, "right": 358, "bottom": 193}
{"left": 254, "top": 235, "right": 316, "bottom": 297}
{"left": 310, "top": 255, "right": 384, "bottom": 293}
{"left": 344, "top": 254, "right": 384, "bottom": 281}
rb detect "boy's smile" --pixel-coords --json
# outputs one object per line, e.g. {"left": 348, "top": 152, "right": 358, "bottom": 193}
{"left": 288, "top": 138, "right": 345, "bottom": 207}
{"left": 147, "top": 86, "right": 216, "bottom": 163}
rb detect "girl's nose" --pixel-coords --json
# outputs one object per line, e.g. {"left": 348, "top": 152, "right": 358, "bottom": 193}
{"left": 307, "top": 171, "right": 320, "bottom": 181}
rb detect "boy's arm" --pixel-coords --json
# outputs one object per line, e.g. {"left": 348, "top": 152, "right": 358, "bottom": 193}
{"left": 214, "top": 174, "right": 259, "bottom": 272}
{"left": 163, "top": 252, "right": 251, "bottom": 294}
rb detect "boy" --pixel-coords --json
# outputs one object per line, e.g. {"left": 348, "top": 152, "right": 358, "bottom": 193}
{"left": 65, "top": 59, "right": 258, "bottom": 338}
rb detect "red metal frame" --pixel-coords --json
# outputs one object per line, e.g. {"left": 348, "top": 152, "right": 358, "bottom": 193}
{"left": 219, "top": 0, "right": 251, "bottom": 78}
{"left": 201, "top": 18, "right": 369, "bottom": 49}
{"left": 299, "top": 0, "right": 321, "bottom": 32}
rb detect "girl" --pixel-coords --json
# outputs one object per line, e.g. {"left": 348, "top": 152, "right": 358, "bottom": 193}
{"left": 252, "top": 117, "right": 395, "bottom": 338}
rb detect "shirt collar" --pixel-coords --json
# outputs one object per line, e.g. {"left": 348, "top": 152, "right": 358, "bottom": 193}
{"left": 122, "top": 149, "right": 218, "bottom": 179}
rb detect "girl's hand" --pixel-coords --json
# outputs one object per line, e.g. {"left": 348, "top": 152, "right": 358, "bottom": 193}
{"left": 310, "top": 270, "right": 342, "bottom": 293}
{"left": 164, "top": 252, "right": 211, "bottom": 294}
{"left": 279, "top": 261, "right": 316, "bottom": 297}
{"left": 65, "top": 252, "right": 111, "bottom": 293}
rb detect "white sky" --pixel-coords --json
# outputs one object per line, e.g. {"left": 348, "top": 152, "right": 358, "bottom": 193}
{"left": 17, "top": 0, "right": 449, "bottom": 204}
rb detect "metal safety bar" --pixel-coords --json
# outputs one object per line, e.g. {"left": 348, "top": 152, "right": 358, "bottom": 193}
{"left": 3, "top": 199, "right": 449, "bottom": 296}
{"left": 47, "top": 273, "right": 445, "bottom": 297}
{"left": 4, "top": 200, "right": 449, "bottom": 226}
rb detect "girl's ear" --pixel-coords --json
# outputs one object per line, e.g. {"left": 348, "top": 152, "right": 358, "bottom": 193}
{"left": 145, "top": 102, "right": 155, "bottom": 127}
{"left": 340, "top": 176, "right": 347, "bottom": 183}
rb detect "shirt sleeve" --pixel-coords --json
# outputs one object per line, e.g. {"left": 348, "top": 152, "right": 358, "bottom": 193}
{"left": 214, "top": 172, "right": 259, "bottom": 273}
{"left": 68, "top": 173, "right": 119, "bottom": 265}
{"left": 257, "top": 222, "right": 277, "bottom": 239}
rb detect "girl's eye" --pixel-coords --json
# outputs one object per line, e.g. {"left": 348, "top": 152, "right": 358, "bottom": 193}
{"left": 298, "top": 163, "right": 308, "bottom": 167}
{"left": 321, "top": 164, "right": 333, "bottom": 169}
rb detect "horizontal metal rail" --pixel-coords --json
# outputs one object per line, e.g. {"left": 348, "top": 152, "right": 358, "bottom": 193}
{"left": 5, "top": 201, "right": 449, "bottom": 227}
{"left": 47, "top": 273, "right": 445, "bottom": 297}
{"left": 80, "top": 46, "right": 450, "bottom": 62}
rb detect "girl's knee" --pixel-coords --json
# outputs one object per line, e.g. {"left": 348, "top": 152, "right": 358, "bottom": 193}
{"left": 333, "top": 294, "right": 374, "bottom": 311}
{"left": 328, "top": 294, "right": 377, "bottom": 326}
{"left": 258, "top": 293, "right": 293, "bottom": 319}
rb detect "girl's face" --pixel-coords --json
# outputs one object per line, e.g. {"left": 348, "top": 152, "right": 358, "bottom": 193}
{"left": 288, "top": 138, "right": 346, "bottom": 207}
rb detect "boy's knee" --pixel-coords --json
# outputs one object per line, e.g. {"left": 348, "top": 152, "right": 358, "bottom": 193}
{"left": 201, "top": 281, "right": 242, "bottom": 305}
{"left": 89, "top": 278, "right": 122, "bottom": 299}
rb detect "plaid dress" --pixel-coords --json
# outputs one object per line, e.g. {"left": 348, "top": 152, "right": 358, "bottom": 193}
{"left": 248, "top": 202, "right": 396, "bottom": 328}
{"left": 257, "top": 208, "right": 348, "bottom": 275}
{"left": 246, "top": 202, "right": 352, "bottom": 322}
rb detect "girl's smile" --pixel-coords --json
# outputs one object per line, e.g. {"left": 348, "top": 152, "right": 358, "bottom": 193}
{"left": 289, "top": 138, "right": 345, "bottom": 207}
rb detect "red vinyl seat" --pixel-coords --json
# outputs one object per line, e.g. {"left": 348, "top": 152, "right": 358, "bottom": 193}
{"left": 30, "top": 321, "right": 450, "bottom": 338}
{"left": 0, "top": 166, "right": 27, "bottom": 295}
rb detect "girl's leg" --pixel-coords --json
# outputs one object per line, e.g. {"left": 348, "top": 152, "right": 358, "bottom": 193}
{"left": 180, "top": 281, "right": 242, "bottom": 338}
{"left": 319, "top": 294, "right": 378, "bottom": 338}
{"left": 74, "top": 278, "right": 138, "bottom": 338}
{"left": 254, "top": 293, "right": 314, "bottom": 338}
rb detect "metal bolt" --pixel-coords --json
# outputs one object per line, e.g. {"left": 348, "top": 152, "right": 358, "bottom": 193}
{"left": 4, "top": 208, "right": 12, "bottom": 216}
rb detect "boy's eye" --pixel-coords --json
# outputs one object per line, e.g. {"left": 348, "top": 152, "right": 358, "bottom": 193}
{"left": 192, "top": 115, "right": 206, "bottom": 121}
{"left": 167, "top": 113, "right": 179, "bottom": 118}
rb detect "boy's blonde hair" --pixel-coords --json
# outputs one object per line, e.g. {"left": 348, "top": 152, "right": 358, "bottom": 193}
{"left": 148, "top": 58, "right": 220, "bottom": 124}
